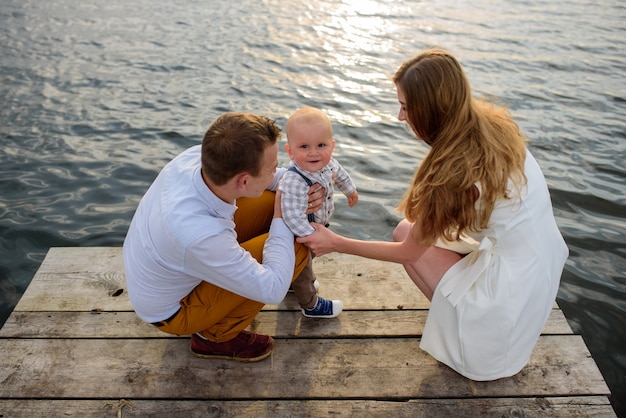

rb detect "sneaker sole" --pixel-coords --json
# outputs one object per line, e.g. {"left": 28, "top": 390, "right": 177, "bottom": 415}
{"left": 190, "top": 342, "right": 274, "bottom": 362}
{"left": 301, "top": 310, "right": 341, "bottom": 318}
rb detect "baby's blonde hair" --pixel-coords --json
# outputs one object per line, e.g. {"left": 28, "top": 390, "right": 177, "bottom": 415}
{"left": 286, "top": 107, "right": 333, "bottom": 142}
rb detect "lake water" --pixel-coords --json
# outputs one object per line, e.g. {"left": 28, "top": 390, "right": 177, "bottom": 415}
{"left": 1, "top": 0, "right": 625, "bottom": 414}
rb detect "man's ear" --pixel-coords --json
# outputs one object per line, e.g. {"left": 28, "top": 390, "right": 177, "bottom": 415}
{"left": 236, "top": 173, "right": 250, "bottom": 191}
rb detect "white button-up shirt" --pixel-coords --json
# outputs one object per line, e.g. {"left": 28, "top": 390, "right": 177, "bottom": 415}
{"left": 123, "top": 145, "right": 294, "bottom": 323}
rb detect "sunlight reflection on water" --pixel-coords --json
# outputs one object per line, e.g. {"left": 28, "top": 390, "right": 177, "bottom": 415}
{"left": 1, "top": 0, "right": 625, "bottom": 413}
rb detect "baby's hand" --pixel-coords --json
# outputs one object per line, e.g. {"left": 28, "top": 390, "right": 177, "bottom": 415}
{"left": 346, "top": 190, "right": 358, "bottom": 207}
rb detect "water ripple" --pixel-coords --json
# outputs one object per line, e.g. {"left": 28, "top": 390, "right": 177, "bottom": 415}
{"left": 1, "top": 0, "right": 625, "bottom": 413}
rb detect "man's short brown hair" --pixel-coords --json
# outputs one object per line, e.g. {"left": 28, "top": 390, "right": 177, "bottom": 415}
{"left": 201, "top": 113, "right": 281, "bottom": 185}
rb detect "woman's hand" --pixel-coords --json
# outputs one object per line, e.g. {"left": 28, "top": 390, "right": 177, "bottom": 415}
{"left": 305, "top": 183, "right": 325, "bottom": 215}
{"left": 296, "top": 223, "right": 338, "bottom": 257}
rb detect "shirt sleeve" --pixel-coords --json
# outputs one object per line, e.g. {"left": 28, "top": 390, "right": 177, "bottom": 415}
{"left": 268, "top": 167, "right": 287, "bottom": 191}
{"left": 329, "top": 158, "right": 357, "bottom": 196}
{"left": 182, "top": 218, "right": 295, "bottom": 304}
{"left": 279, "top": 172, "right": 316, "bottom": 237}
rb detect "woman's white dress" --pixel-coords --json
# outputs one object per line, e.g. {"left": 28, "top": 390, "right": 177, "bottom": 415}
{"left": 421, "top": 150, "right": 569, "bottom": 381}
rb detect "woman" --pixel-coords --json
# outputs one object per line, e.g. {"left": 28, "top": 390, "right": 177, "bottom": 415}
{"left": 297, "top": 48, "right": 569, "bottom": 380}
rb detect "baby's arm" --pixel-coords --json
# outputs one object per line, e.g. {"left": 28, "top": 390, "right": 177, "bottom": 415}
{"left": 330, "top": 159, "right": 358, "bottom": 207}
{"left": 346, "top": 190, "right": 358, "bottom": 207}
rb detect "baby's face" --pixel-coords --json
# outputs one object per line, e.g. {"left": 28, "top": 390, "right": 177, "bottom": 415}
{"left": 285, "top": 120, "right": 335, "bottom": 172}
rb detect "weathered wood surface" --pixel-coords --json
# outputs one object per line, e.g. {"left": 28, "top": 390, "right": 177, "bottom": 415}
{"left": 0, "top": 247, "right": 616, "bottom": 417}
{"left": 11, "top": 247, "right": 431, "bottom": 311}
{"left": 0, "top": 336, "right": 608, "bottom": 399}
{"left": 0, "top": 398, "right": 616, "bottom": 418}
{"left": 0, "top": 397, "right": 615, "bottom": 418}
{"left": 0, "top": 309, "right": 571, "bottom": 338}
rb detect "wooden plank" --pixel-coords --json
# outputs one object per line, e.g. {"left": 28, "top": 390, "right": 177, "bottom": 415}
{"left": 0, "top": 397, "right": 616, "bottom": 418}
{"left": 0, "top": 309, "right": 573, "bottom": 339}
{"left": 13, "top": 248, "right": 128, "bottom": 312}
{"left": 17, "top": 247, "right": 566, "bottom": 312}
{"left": 0, "top": 336, "right": 609, "bottom": 400}
{"left": 12, "top": 271, "right": 427, "bottom": 311}
{"left": 27, "top": 247, "right": 124, "bottom": 275}
{"left": 0, "top": 247, "right": 614, "bottom": 418}
{"left": 18, "top": 247, "right": 429, "bottom": 310}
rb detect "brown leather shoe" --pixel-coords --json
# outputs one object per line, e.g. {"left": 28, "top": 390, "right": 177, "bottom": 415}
{"left": 190, "top": 330, "right": 274, "bottom": 362}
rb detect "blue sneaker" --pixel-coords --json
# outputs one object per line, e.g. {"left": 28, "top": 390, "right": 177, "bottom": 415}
{"left": 302, "top": 296, "right": 343, "bottom": 318}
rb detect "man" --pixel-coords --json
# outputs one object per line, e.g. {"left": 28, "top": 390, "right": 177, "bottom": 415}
{"left": 123, "top": 112, "right": 322, "bottom": 362}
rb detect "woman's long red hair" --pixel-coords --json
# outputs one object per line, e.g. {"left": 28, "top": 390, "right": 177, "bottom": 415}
{"left": 394, "top": 49, "right": 527, "bottom": 245}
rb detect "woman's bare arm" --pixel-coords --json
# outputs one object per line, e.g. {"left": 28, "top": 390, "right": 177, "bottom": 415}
{"left": 297, "top": 222, "right": 430, "bottom": 264}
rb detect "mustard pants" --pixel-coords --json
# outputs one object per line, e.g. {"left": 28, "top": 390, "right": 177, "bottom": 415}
{"left": 159, "top": 191, "right": 312, "bottom": 342}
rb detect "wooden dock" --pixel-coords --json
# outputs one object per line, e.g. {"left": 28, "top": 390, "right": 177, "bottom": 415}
{"left": 0, "top": 247, "right": 615, "bottom": 417}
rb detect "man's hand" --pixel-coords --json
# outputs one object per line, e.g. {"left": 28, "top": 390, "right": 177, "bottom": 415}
{"left": 305, "top": 183, "right": 326, "bottom": 215}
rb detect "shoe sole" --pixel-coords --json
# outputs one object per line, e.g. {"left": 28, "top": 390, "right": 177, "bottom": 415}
{"left": 190, "top": 341, "right": 274, "bottom": 362}
{"left": 190, "top": 349, "right": 273, "bottom": 362}
{"left": 301, "top": 310, "right": 341, "bottom": 318}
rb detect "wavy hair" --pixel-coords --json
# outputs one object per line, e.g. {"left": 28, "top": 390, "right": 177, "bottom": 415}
{"left": 394, "top": 49, "right": 527, "bottom": 245}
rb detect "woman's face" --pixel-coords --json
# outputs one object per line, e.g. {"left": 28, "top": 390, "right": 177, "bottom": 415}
{"left": 396, "top": 86, "right": 421, "bottom": 141}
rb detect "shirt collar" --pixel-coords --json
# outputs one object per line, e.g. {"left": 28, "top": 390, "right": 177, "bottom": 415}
{"left": 193, "top": 166, "right": 236, "bottom": 220}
